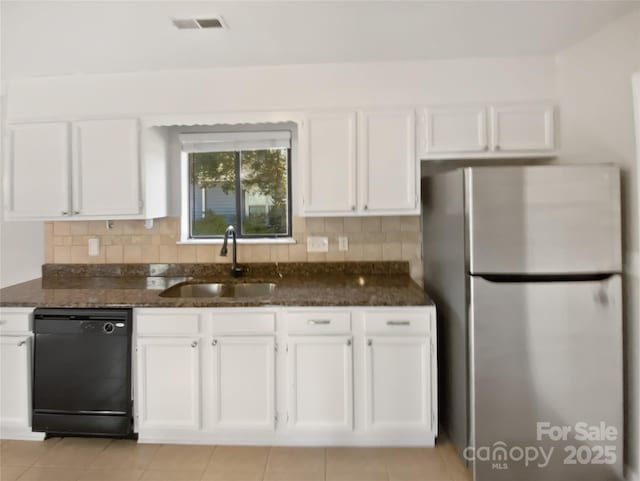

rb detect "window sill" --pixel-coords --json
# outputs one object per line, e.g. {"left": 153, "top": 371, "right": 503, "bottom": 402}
{"left": 177, "top": 238, "right": 297, "bottom": 246}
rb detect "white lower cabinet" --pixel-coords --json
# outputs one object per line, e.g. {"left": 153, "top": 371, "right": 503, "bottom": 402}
{"left": 0, "top": 307, "right": 43, "bottom": 440}
{"left": 287, "top": 335, "right": 353, "bottom": 431}
{"left": 211, "top": 336, "right": 275, "bottom": 430}
{"left": 133, "top": 306, "right": 436, "bottom": 446}
{"left": 136, "top": 337, "right": 201, "bottom": 431}
{"left": 365, "top": 336, "right": 433, "bottom": 431}
{"left": 0, "top": 336, "right": 31, "bottom": 430}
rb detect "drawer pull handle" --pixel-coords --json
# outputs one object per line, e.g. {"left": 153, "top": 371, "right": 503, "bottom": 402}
{"left": 17, "top": 340, "right": 26, "bottom": 347}
{"left": 308, "top": 320, "right": 331, "bottom": 325}
{"left": 387, "top": 321, "right": 410, "bottom": 326}
{"left": 191, "top": 341, "right": 198, "bottom": 348}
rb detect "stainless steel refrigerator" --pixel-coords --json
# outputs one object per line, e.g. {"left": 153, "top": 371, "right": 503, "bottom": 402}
{"left": 422, "top": 165, "right": 623, "bottom": 481}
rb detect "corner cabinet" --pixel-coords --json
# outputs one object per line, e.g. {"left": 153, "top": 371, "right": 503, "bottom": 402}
{"left": 420, "top": 102, "right": 556, "bottom": 160}
{"left": 4, "top": 119, "right": 168, "bottom": 221}
{"left": 133, "top": 306, "right": 436, "bottom": 446}
{"left": 301, "top": 108, "right": 419, "bottom": 217}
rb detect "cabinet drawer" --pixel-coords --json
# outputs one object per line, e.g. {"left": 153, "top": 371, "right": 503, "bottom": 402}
{"left": 136, "top": 311, "right": 200, "bottom": 335}
{"left": 210, "top": 312, "right": 275, "bottom": 334}
{"left": 0, "top": 308, "right": 33, "bottom": 333}
{"left": 364, "top": 311, "right": 431, "bottom": 335}
{"left": 287, "top": 311, "right": 351, "bottom": 334}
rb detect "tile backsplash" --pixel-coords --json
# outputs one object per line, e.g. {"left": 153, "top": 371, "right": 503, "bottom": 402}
{"left": 45, "top": 216, "right": 423, "bottom": 284}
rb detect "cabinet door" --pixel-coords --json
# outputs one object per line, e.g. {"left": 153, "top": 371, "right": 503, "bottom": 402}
{"left": 211, "top": 336, "right": 275, "bottom": 430}
{"left": 0, "top": 336, "right": 31, "bottom": 428}
{"left": 359, "top": 109, "right": 417, "bottom": 214}
{"left": 365, "top": 336, "right": 432, "bottom": 431}
{"left": 302, "top": 112, "right": 357, "bottom": 215}
{"left": 287, "top": 336, "right": 353, "bottom": 430}
{"left": 136, "top": 337, "right": 200, "bottom": 430}
{"left": 424, "top": 106, "right": 487, "bottom": 155}
{"left": 489, "top": 104, "right": 554, "bottom": 152}
{"left": 5, "top": 122, "right": 70, "bottom": 219}
{"left": 73, "top": 119, "right": 140, "bottom": 216}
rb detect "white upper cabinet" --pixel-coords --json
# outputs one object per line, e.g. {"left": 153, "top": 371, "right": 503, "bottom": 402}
{"left": 302, "top": 112, "right": 357, "bottom": 215}
{"left": 301, "top": 108, "right": 418, "bottom": 216}
{"left": 420, "top": 102, "right": 556, "bottom": 160}
{"left": 424, "top": 106, "right": 487, "bottom": 155}
{"left": 489, "top": 104, "right": 555, "bottom": 152}
{"left": 73, "top": 119, "right": 140, "bottom": 216}
{"left": 5, "top": 122, "right": 71, "bottom": 219}
{"left": 4, "top": 118, "right": 167, "bottom": 221}
{"left": 359, "top": 109, "right": 417, "bottom": 214}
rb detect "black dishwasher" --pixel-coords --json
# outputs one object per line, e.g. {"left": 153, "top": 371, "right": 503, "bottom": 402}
{"left": 32, "top": 308, "right": 133, "bottom": 437}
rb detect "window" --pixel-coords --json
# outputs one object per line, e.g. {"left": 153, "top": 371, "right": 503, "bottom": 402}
{"left": 181, "top": 131, "right": 292, "bottom": 240}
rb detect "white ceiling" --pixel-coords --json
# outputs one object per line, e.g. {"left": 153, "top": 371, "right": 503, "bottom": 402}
{"left": 2, "top": 0, "right": 639, "bottom": 79}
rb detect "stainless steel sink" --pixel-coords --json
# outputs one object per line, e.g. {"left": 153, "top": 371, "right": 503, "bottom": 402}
{"left": 159, "top": 282, "right": 277, "bottom": 298}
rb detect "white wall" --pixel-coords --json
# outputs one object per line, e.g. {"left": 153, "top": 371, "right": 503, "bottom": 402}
{"left": 5, "top": 56, "right": 556, "bottom": 120}
{"left": 556, "top": 8, "right": 640, "bottom": 479}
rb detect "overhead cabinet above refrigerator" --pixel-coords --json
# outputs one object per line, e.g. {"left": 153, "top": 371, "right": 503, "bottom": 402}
{"left": 420, "top": 103, "right": 556, "bottom": 160}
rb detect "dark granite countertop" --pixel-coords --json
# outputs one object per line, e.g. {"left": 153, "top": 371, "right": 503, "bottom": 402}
{"left": 0, "top": 262, "right": 432, "bottom": 308}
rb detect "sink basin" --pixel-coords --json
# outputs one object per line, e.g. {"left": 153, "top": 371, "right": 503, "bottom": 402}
{"left": 159, "top": 282, "right": 277, "bottom": 298}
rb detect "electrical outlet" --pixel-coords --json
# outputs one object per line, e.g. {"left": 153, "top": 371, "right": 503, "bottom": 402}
{"left": 307, "top": 236, "right": 329, "bottom": 253}
{"left": 338, "top": 236, "right": 349, "bottom": 251}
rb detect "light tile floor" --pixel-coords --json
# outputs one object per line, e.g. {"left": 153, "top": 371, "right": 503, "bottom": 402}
{"left": 0, "top": 438, "right": 472, "bottom": 481}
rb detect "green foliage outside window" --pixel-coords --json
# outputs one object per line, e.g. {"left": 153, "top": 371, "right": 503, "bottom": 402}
{"left": 189, "top": 146, "right": 290, "bottom": 238}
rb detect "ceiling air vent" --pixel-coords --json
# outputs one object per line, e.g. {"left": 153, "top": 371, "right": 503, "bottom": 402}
{"left": 172, "top": 16, "right": 227, "bottom": 30}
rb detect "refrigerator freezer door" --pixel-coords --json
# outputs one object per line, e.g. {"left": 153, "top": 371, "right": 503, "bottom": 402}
{"left": 466, "top": 165, "right": 622, "bottom": 274}
{"left": 469, "top": 274, "right": 623, "bottom": 481}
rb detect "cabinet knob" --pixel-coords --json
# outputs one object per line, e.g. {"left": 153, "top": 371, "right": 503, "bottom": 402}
{"left": 73, "top": 211, "right": 80, "bottom": 215}
{"left": 346, "top": 339, "right": 352, "bottom": 346}
{"left": 363, "top": 205, "right": 368, "bottom": 211}
{"left": 61, "top": 211, "right": 69, "bottom": 216}
{"left": 351, "top": 205, "right": 356, "bottom": 211}
{"left": 367, "top": 339, "right": 372, "bottom": 347}
{"left": 495, "top": 145, "right": 501, "bottom": 151}
{"left": 17, "top": 340, "right": 26, "bottom": 347}
{"left": 191, "top": 341, "right": 198, "bottom": 348}
{"left": 212, "top": 339, "right": 218, "bottom": 346}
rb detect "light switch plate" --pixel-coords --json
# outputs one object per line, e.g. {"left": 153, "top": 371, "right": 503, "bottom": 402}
{"left": 88, "top": 238, "right": 100, "bottom": 257}
{"left": 307, "top": 236, "right": 329, "bottom": 253}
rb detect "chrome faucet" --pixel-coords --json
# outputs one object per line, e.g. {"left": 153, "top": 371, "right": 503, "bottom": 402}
{"left": 220, "top": 225, "right": 243, "bottom": 277}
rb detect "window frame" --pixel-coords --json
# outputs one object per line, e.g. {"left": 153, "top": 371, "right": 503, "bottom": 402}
{"left": 180, "top": 136, "right": 294, "bottom": 243}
